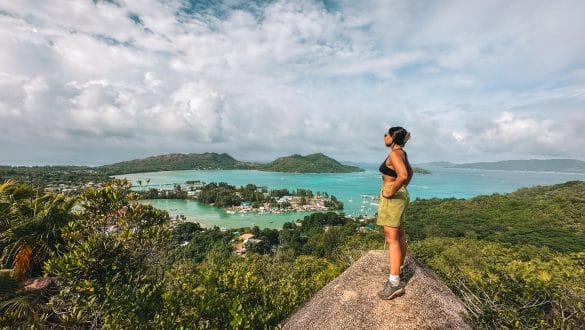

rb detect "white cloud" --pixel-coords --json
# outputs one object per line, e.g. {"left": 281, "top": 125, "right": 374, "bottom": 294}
{"left": 0, "top": 0, "right": 584, "bottom": 165}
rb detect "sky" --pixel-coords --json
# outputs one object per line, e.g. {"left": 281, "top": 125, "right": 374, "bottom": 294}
{"left": 1, "top": 0, "right": 584, "bottom": 165}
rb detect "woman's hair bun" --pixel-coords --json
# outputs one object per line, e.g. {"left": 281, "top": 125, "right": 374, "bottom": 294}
{"left": 388, "top": 127, "right": 409, "bottom": 147}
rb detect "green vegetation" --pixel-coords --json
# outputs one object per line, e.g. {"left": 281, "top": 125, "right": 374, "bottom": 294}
{"left": 413, "top": 167, "right": 431, "bottom": 174}
{"left": 0, "top": 166, "right": 109, "bottom": 188}
{"left": 258, "top": 153, "right": 364, "bottom": 173}
{"left": 406, "top": 181, "right": 585, "bottom": 252}
{"left": 451, "top": 159, "right": 585, "bottom": 173}
{"left": 1, "top": 178, "right": 583, "bottom": 328}
{"left": 139, "top": 182, "right": 344, "bottom": 211}
{"left": 406, "top": 180, "right": 585, "bottom": 328}
{"left": 0, "top": 179, "right": 375, "bottom": 328}
{"left": 98, "top": 152, "right": 258, "bottom": 175}
{"left": 197, "top": 182, "right": 267, "bottom": 208}
{"left": 195, "top": 182, "right": 343, "bottom": 210}
{"left": 0, "top": 153, "right": 366, "bottom": 183}
{"left": 411, "top": 238, "right": 584, "bottom": 329}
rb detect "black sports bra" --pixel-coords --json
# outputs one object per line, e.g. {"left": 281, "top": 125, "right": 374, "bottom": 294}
{"left": 379, "top": 150, "right": 408, "bottom": 178}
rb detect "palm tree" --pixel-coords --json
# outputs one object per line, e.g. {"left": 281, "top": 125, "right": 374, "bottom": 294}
{"left": 0, "top": 180, "right": 73, "bottom": 325}
{"left": 0, "top": 180, "right": 76, "bottom": 280}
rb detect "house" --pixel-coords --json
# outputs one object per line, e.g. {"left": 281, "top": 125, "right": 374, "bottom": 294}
{"left": 233, "top": 233, "right": 261, "bottom": 256}
{"left": 277, "top": 196, "right": 292, "bottom": 204}
{"left": 239, "top": 233, "right": 255, "bottom": 242}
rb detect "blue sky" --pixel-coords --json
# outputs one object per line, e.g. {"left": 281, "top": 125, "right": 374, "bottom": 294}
{"left": 1, "top": 0, "right": 584, "bottom": 165}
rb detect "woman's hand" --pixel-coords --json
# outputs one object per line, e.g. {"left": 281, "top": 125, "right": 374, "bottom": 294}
{"left": 382, "top": 189, "right": 393, "bottom": 198}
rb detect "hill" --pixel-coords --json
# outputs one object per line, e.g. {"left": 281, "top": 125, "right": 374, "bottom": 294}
{"left": 98, "top": 152, "right": 258, "bottom": 175}
{"left": 450, "top": 158, "right": 585, "bottom": 173}
{"left": 407, "top": 180, "right": 585, "bottom": 253}
{"left": 258, "top": 153, "right": 364, "bottom": 173}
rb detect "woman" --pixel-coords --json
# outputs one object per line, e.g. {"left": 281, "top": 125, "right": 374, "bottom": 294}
{"left": 377, "top": 126, "right": 413, "bottom": 300}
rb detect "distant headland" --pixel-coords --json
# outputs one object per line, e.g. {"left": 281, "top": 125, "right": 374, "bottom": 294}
{"left": 418, "top": 159, "right": 585, "bottom": 173}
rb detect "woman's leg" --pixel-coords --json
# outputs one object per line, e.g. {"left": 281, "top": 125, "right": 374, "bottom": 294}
{"left": 383, "top": 226, "right": 402, "bottom": 276}
{"left": 398, "top": 225, "right": 407, "bottom": 267}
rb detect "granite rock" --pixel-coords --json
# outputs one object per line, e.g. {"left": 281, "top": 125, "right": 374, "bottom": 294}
{"left": 282, "top": 250, "right": 471, "bottom": 330}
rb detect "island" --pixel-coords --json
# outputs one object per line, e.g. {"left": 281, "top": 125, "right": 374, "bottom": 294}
{"left": 449, "top": 159, "right": 585, "bottom": 173}
{"left": 413, "top": 167, "right": 431, "bottom": 174}
{"left": 414, "top": 159, "right": 585, "bottom": 174}
{"left": 258, "top": 153, "right": 364, "bottom": 173}
{"left": 139, "top": 182, "right": 344, "bottom": 214}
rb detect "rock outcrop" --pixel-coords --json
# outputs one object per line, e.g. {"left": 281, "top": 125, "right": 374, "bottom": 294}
{"left": 282, "top": 250, "right": 471, "bottom": 330}
{"left": 23, "top": 277, "right": 56, "bottom": 292}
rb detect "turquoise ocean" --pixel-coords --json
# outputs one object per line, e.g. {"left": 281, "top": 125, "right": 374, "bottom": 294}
{"left": 116, "top": 166, "right": 585, "bottom": 229}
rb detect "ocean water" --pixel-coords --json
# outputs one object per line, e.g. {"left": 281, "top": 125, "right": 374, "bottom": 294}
{"left": 116, "top": 167, "right": 585, "bottom": 229}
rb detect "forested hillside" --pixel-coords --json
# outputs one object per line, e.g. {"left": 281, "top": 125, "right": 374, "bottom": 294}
{"left": 258, "top": 153, "right": 364, "bottom": 173}
{"left": 407, "top": 180, "right": 585, "bottom": 252}
{"left": 406, "top": 181, "right": 585, "bottom": 328}
{"left": 1, "top": 179, "right": 583, "bottom": 328}
{"left": 98, "top": 152, "right": 258, "bottom": 175}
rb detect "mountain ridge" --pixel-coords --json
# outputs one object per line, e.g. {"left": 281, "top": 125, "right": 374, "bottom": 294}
{"left": 98, "top": 152, "right": 259, "bottom": 175}
{"left": 97, "top": 152, "right": 364, "bottom": 175}
{"left": 414, "top": 159, "right": 585, "bottom": 173}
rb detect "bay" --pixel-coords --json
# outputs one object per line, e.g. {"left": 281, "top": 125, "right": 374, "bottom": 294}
{"left": 116, "top": 166, "right": 585, "bottom": 229}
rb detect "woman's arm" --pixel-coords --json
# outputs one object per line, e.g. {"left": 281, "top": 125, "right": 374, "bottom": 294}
{"left": 404, "top": 161, "right": 413, "bottom": 186}
{"left": 382, "top": 150, "right": 408, "bottom": 198}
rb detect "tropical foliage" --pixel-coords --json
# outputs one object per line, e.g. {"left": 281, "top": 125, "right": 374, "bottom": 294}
{"left": 406, "top": 181, "right": 585, "bottom": 252}
{"left": 1, "top": 178, "right": 583, "bottom": 328}
{"left": 0, "top": 180, "right": 367, "bottom": 327}
{"left": 192, "top": 182, "right": 344, "bottom": 210}
{"left": 411, "top": 238, "right": 584, "bottom": 329}
{"left": 406, "top": 180, "right": 585, "bottom": 328}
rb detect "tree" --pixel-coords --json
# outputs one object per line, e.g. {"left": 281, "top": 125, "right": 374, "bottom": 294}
{"left": 0, "top": 180, "right": 76, "bottom": 280}
{"left": 246, "top": 238, "right": 271, "bottom": 255}
{"left": 42, "top": 179, "right": 171, "bottom": 327}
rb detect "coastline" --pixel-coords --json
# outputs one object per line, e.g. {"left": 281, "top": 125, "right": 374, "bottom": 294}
{"left": 123, "top": 168, "right": 585, "bottom": 229}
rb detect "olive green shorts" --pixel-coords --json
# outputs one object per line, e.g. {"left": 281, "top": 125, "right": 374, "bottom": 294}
{"left": 376, "top": 184, "right": 409, "bottom": 227}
